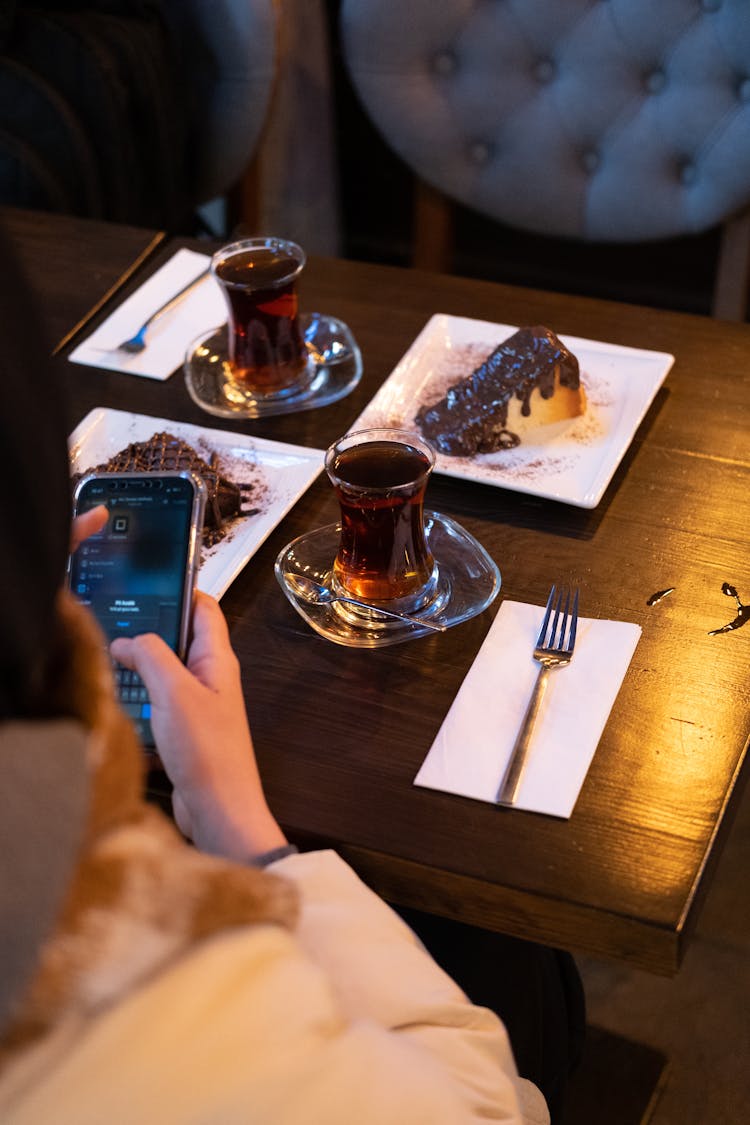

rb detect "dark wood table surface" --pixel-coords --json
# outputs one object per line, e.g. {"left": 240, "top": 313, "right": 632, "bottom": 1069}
{"left": 7, "top": 207, "right": 749, "bottom": 976}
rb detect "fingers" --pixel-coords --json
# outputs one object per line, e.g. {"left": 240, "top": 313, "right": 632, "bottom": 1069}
{"left": 110, "top": 632, "right": 189, "bottom": 702}
{"left": 183, "top": 592, "right": 240, "bottom": 686}
{"left": 110, "top": 595, "right": 222, "bottom": 672}
{"left": 109, "top": 593, "right": 234, "bottom": 699}
{"left": 191, "top": 591, "right": 231, "bottom": 646}
{"left": 70, "top": 504, "right": 108, "bottom": 551}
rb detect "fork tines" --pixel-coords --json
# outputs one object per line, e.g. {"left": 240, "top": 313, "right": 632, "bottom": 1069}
{"left": 538, "top": 584, "right": 579, "bottom": 654}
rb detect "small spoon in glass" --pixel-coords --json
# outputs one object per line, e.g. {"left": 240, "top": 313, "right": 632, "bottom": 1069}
{"left": 284, "top": 572, "right": 447, "bottom": 632}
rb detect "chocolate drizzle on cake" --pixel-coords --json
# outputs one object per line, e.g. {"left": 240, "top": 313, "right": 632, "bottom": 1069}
{"left": 416, "top": 326, "right": 582, "bottom": 456}
{"left": 82, "top": 431, "right": 255, "bottom": 547}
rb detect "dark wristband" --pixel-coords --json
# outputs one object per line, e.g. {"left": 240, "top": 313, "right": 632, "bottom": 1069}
{"left": 252, "top": 844, "right": 299, "bottom": 868}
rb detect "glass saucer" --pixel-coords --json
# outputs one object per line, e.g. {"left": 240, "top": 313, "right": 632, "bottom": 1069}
{"left": 275, "top": 511, "right": 501, "bottom": 648}
{"left": 184, "top": 312, "right": 362, "bottom": 419}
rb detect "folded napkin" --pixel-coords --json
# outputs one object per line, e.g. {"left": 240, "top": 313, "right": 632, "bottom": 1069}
{"left": 69, "top": 248, "right": 226, "bottom": 380}
{"left": 414, "top": 599, "right": 641, "bottom": 818}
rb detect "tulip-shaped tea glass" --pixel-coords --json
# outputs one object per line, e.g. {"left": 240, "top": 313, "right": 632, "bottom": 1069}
{"left": 212, "top": 236, "right": 310, "bottom": 398}
{"left": 185, "top": 237, "right": 363, "bottom": 420}
{"left": 275, "top": 429, "right": 502, "bottom": 647}
{"left": 324, "top": 428, "right": 439, "bottom": 614}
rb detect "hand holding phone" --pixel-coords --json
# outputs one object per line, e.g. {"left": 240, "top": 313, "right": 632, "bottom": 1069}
{"left": 111, "top": 592, "right": 288, "bottom": 861}
{"left": 68, "top": 471, "right": 206, "bottom": 747}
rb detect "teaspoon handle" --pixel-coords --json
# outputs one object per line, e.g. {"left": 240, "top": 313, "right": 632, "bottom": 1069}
{"left": 337, "top": 595, "right": 446, "bottom": 632}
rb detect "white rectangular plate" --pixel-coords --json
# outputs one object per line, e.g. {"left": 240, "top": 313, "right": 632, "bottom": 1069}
{"left": 353, "top": 314, "right": 674, "bottom": 508}
{"left": 69, "top": 408, "right": 324, "bottom": 598}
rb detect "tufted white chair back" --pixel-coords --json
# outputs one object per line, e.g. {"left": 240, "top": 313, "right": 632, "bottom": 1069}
{"left": 340, "top": 0, "right": 750, "bottom": 318}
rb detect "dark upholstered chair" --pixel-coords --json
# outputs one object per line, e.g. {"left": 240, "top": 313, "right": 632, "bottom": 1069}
{"left": 0, "top": 0, "right": 278, "bottom": 230}
{"left": 163, "top": 0, "right": 278, "bottom": 212}
{"left": 340, "top": 0, "right": 750, "bottom": 319}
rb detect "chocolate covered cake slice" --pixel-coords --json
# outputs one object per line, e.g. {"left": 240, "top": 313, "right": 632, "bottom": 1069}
{"left": 84, "top": 431, "right": 253, "bottom": 546}
{"left": 416, "top": 325, "right": 585, "bottom": 456}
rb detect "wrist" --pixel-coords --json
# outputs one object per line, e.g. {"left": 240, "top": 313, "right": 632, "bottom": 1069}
{"left": 191, "top": 801, "right": 287, "bottom": 864}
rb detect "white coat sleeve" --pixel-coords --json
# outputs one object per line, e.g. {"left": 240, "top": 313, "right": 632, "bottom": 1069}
{"left": 0, "top": 851, "right": 549, "bottom": 1125}
{"left": 271, "top": 848, "right": 550, "bottom": 1124}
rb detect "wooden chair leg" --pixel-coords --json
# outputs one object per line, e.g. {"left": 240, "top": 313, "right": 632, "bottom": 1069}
{"left": 713, "top": 207, "right": 750, "bottom": 321}
{"left": 413, "top": 178, "right": 454, "bottom": 273}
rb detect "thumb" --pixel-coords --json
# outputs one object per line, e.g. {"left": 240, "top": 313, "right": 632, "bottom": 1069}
{"left": 70, "top": 504, "right": 108, "bottom": 551}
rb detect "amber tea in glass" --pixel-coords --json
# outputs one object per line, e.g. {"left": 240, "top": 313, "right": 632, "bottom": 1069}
{"left": 325, "top": 428, "right": 437, "bottom": 607}
{"left": 212, "top": 237, "right": 308, "bottom": 395}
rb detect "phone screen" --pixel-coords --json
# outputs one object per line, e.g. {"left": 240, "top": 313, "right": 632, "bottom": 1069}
{"left": 69, "top": 472, "right": 204, "bottom": 745}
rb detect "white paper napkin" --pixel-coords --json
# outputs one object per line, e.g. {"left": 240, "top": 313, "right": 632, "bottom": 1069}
{"left": 69, "top": 248, "right": 226, "bottom": 380}
{"left": 414, "top": 599, "right": 641, "bottom": 818}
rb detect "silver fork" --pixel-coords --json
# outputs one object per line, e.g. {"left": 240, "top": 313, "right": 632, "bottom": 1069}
{"left": 113, "top": 268, "right": 210, "bottom": 353}
{"left": 496, "top": 584, "right": 579, "bottom": 807}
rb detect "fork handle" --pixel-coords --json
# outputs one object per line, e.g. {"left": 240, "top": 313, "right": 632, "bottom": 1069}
{"left": 496, "top": 665, "right": 549, "bottom": 806}
{"left": 140, "top": 268, "right": 210, "bottom": 331}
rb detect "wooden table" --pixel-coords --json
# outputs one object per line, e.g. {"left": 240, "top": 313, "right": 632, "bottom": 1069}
{"left": 7, "top": 208, "right": 749, "bottom": 976}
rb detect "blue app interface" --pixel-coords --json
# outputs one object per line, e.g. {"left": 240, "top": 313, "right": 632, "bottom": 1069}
{"left": 70, "top": 475, "right": 196, "bottom": 748}
{"left": 71, "top": 476, "right": 194, "bottom": 649}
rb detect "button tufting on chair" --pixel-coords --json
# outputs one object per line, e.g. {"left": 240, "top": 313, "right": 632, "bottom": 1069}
{"left": 644, "top": 69, "right": 667, "bottom": 95}
{"left": 432, "top": 50, "right": 459, "bottom": 77}
{"left": 340, "top": 0, "right": 750, "bottom": 319}
{"left": 581, "top": 149, "right": 600, "bottom": 175}
{"left": 468, "top": 141, "right": 494, "bottom": 167}
{"left": 679, "top": 160, "right": 698, "bottom": 188}
{"left": 533, "top": 58, "right": 556, "bottom": 84}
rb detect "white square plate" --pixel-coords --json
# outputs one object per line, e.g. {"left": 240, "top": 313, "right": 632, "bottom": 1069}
{"left": 69, "top": 408, "right": 324, "bottom": 598}
{"left": 353, "top": 314, "right": 674, "bottom": 508}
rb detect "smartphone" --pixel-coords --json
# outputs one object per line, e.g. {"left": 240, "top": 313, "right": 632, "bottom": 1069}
{"left": 68, "top": 470, "right": 206, "bottom": 747}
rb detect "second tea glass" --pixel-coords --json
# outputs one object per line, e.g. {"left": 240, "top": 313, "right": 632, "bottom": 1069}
{"left": 324, "top": 427, "right": 439, "bottom": 612}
